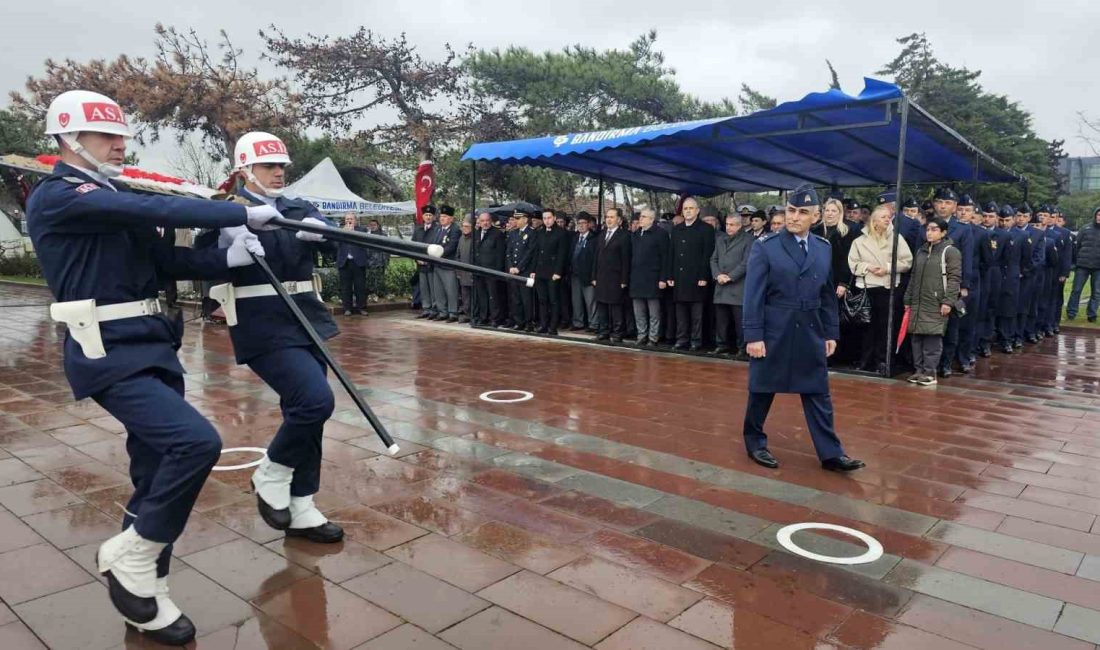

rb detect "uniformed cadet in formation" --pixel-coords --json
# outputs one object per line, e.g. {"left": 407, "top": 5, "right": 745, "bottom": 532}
{"left": 209, "top": 132, "right": 346, "bottom": 545}
{"left": 506, "top": 208, "right": 537, "bottom": 330}
{"left": 996, "top": 204, "right": 1025, "bottom": 352}
{"left": 741, "top": 185, "right": 864, "bottom": 473}
{"left": 976, "top": 201, "right": 1005, "bottom": 357}
{"left": 932, "top": 188, "right": 974, "bottom": 378}
{"left": 26, "top": 90, "right": 280, "bottom": 644}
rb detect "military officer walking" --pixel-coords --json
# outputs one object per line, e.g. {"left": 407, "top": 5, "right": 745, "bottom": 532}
{"left": 741, "top": 185, "right": 864, "bottom": 473}
{"left": 27, "top": 91, "right": 279, "bottom": 644}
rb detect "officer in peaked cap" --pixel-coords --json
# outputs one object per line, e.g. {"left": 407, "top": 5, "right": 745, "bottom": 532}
{"left": 1015, "top": 202, "right": 1045, "bottom": 344}
{"left": 741, "top": 184, "right": 864, "bottom": 473}
{"left": 1048, "top": 206, "right": 1073, "bottom": 332}
{"left": 413, "top": 204, "right": 439, "bottom": 318}
{"left": 932, "top": 187, "right": 974, "bottom": 377}
{"left": 954, "top": 194, "right": 987, "bottom": 370}
{"left": 997, "top": 204, "right": 1027, "bottom": 351}
{"left": 976, "top": 200, "right": 1006, "bottom": 357}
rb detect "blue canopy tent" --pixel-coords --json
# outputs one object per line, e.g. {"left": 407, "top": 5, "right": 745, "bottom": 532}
{"left": 460, "top": 78, "right": 1024, "bottom": 376}
{"left": 461, "top": 78, "right": 1023, "bottom": 196}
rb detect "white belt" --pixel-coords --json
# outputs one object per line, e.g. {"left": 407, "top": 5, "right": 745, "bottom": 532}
{"left": 232, "top": 281, "right": 315, "bottom": 300}
{"left": 209, "top": 280, "right": 318, "bottom": 327}
{"left": 49, "top": 298, "right": 162, "bottom": 360}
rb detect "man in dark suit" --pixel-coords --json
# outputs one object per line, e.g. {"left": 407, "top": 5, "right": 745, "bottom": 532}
{"left": 472, "top": 211, "right": 506, "bottom": 326}
{"left": 742, "top": 185, "right": 864, "bottom": 473}
{"left": 668, "top": 197, "right": 716, "bottom": 351}
{"left": 412, "top": 205, "right": 437, "bottom": 318}
{"left": 506, "top": 209, "right": 537, "bottom": 331}
{"left": 629, "top": 208, "right": 670, "bottom": 345}
{"left": 335, "top": 212, "right": 369, "bottom": 316}
{"left": 531, "top": 209, "right": 570, "bottom": 335}
{"left": 569, "top": 212, "right": 597, "bottom": 330}
{"left": 593, "top": 208, "right": 631, "bottom": 342}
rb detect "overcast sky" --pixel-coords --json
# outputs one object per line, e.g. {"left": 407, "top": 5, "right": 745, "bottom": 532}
{"left": 3, "top": 0, "right": 1096, "bottom": 175}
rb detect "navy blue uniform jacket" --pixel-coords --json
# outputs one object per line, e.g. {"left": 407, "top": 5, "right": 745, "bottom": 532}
{"left": 336, "top": 227, "right": 370, "bottom": 268}
{"left": 214, "top": 189, "right": 338, "bottom": 363}
{"left": 743, "top": 231, "right": 838, "bottom": 395}
{"left": 27, "top": 162, "right": 247, "bottom": 399}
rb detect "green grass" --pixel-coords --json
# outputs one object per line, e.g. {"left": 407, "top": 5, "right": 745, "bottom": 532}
{"left": 1063, "top": 272, "right": 1100, "bottom": 329}
{"left": 0, "top": 275, "right": 46, "bottom": 285}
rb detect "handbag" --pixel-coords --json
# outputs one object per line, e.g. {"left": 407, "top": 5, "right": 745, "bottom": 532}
{"left": 840, "top": 281, "right": 872, "bottom": 325}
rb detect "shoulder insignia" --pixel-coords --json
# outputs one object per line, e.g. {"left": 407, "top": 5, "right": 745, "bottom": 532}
{"left": 758, "top": 233, "right": 775, "bottom": 243}
{"left": 74, "top": 183, "right": 99, "bottom": 194}
{"left": 61, "top": 176, "right": 87, "bottom": 184}
{"left": 222, "top": 194, "right": 253, "bottom": 206}
{"left": 813, "top": 234, "right": 831, "bottom": 245}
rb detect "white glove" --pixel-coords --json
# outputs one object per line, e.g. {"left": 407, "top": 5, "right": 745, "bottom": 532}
{"left": 295, "top": 217, "right": 328, "bottom": 242}
{"left": 219, "top": 225, "right": 248, "bottom": 248}
{"left": 246, "top": 204, "right": 281, "bottom": 230}
{"left": 226, "top": 231, "right": 265, "bottom": 268}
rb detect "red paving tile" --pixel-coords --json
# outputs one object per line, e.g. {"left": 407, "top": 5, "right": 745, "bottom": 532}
{"left": 251, "top": 576, "right": 401, "bottom": 648}
{"left": 936, "top": 547, "right": 1100, "bottom": 611}
{"left": 577, "top": 528, "right": 712, "bottom": 583}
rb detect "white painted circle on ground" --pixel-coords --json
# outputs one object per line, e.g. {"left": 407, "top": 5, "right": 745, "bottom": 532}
{"left": 776, "top": 522, "right": 884, "bottom": 565}
{"left": 479, "top": 390, "right": 534, "bottom": 403}
{"left": 212, "top": 447, "right": 268, "bottom": 472}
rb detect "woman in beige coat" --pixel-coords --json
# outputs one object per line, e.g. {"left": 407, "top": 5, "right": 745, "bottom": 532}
{"left": 848, "top": 205, "right": 913, "bottom": 373}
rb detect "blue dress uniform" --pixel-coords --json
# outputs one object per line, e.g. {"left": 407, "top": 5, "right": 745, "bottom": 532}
{"left": 996, "top": 210, "right": 1024, "bottom": 350}
{"left": 962, "top": 217, "right": 991, "bottom": 365}
{"left": 939, "top": 214, "right": 974, "bottom": 375}
{"left": 506, "top": 220, "right": 536, "bottom": 329}
{"left": 741, "top": 187, "right": 858, "bottom": 471}
{"left": 27, "top": 162, "right": 249, "bottom": 565}
{"left": 216, "top": 188, "right": 338, "bottom": 515}
{"left": 979, "top": 223, "right": 1006, "bottom": 355}
{"left": 1022, "top": 218, "right": 1046, "bottom": 342}
{"left": 1010, "top": 218, "right": 1034, "bottom": 347}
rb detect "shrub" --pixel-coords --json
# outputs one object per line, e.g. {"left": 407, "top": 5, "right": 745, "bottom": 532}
{"left": 316, "top": 257, "right": 415, "bottom": 303}
{"left": 0, "top": 251, "right": 43, "bottom": 278}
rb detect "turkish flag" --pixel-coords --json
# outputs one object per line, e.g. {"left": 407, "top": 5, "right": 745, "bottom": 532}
{"left": 415, "top": 160, "right": 434, "bottom": 225}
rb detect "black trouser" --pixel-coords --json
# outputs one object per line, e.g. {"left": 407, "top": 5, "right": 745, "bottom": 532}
{"left": 339, "top": 264, "right": 367, "bottom": 313}
{"left": 558, "top": 276, "right": 572, "bottom": 325}
{"left": 675, "top": 300, "right": 704, "bottom": 346}
{"left": 508, "top": 280, "right": 533, "bottom": 327}
{"left": 460, "top": 284, "right": 472, "bottom": 318}
{"left": 859, "top": 287, "right": 892, "bottom": 371}
{"left": 714, "top": 304, "right": 743, "bottom": 350}
{"left": 661, "top": 288, "right": 677, "bottom": 342}
{"left": 535, "top": 278, "right": 561, "bottom": 331}
{"left": 596, "top": 301, "right": 624, "bottom": 338}
{"left": 163, "top": 280, "right": 177, "bottom": 308}
{"left": 473, "top": 277, "right": 500, "bottom": 323}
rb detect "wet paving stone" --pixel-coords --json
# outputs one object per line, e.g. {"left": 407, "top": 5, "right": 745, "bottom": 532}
{"left": 927, "top": 521, "right": 1084, "bottom": 573}
{"left": 439, "top": 606, "right": 587, "bottom": 650}
{"left": 547, "top": 555, "right": 702, "bottom": 621}
{"left": 342, "top": 562, "right": 490, "bottom": 633}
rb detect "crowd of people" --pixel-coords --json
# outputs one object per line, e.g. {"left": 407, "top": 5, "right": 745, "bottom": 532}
{"left": 403, "top": 190, "right": 1090, "bottom": 383}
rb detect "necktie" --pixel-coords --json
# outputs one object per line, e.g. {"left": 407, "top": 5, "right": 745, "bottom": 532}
{"left": 799, "top": 239, "right": 807, "bottom": 256}
{"left": 480, "top": 230, "right": 485, "bottom": 242}
{"left": 605, "top": 231, "right": 612, "bottom": 243}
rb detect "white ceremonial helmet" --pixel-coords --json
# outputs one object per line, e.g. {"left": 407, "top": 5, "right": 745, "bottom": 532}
{"left": 234, "top": 131, "right": 291, "bottom": 197}
{"left": 45, "top": 90, "right": 133, "bottom": 177}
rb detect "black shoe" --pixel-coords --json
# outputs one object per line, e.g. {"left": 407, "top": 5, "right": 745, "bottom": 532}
{"left": 343, "top": 310, "right": 353, "bottom": 316}
{"left": 252, "top": 478, "right": 291, "bottom": 531}
{"left": 674, "top": 343, "right": 689, "bottom": 351}
{"left": 287, "top": 522, "right": 345, "bottom": 544}
{"left": 959, "top": 364, "right": 972, "bottom": 374}
{"left": 1001, "top": 345, "right": 1014, "bottom": 354}
{"left": 1054, "top": 327, "right": 1061, "bottom": 334}
{"left": 979, "top": 347, "right": 992, "bottom": 358}
{"left": 446, "top": 316, "right": 459, "bottom": 323}
{"left": 459, "top": 317, "right": 470, "bottom": 324}
{"left": 749, "top": 449, "right": 779, "bottom": 469}
{"left": 822, "top": 456, "right": 866, "bottom": 472}
{"left": 733, "top": 351, "right": 750, "bottom": 361}
{"left": 714, "top": 346, "right": 731, "bottom": 355}
{"left": 536, "top": 327, "right": 549, "bottom": 334}
{"left": 125, "top": 614, "right": 196, "bottom": 646}
{"left": 512, "top": 324, "right": 525, "bottom": 331}
{"left": 596, "top": 334, "right": 610, "bottom": 341}
{"left": 1013, "top": 341, "right": 1024, "bottom": 349}
{"left": 417, "top": 313, "right": 430, "bottom": 319}
{"left": 1090, "top": 316, "right": 1097, "bottom": 323}
{"left": 100, "top": 568, "right": 157, "bottom": 624}
{"left": 939, "top": 367, "right": 953, "bottom": 378}
{"left": 611, "top": 337, "right": 623, "bottom": 343}
{"left": 526, "top": 325, "right": 536, "bottom": 333}
{"left": 548, "top": 330, "right": 559, "bottom": 336}
{"left": 689, "top": 345, "right": 702, "bottom": 352}
{"left": 636, "top": 339, "right": 649, "bottom": 346}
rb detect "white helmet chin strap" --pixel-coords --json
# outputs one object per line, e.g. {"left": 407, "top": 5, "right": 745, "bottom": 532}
{"left": 59, "top": 133, "right": 123, "bottom": 178}
{"left": 243, "top": 166, "right": 284, "bottom": 198}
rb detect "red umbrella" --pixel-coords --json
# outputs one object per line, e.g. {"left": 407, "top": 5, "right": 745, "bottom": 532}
{"left": 896, "top": 306, "right": 912, "bottom": 353}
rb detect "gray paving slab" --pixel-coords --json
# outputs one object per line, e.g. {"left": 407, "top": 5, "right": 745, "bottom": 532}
{"left": 425, "top": 437, "right": 510, "bottom": 461}
{"left": 1076, "top": 555, "right": 1100, "bottom": 582}
{"left": 749, "top": 523, "right": 901, "bottom": 580}
{"left": 806, "top": 493, "right": 939, "bottom": 536}
{"left": 644, "top": 495, "right": 771, "bottom": 539}
{"left": 883, "top": 559, "right": 1065, "bottom": 630}
{"left": 556, "top": 473, "right": 666, "bottom": 509}
{"left": 927, "top": 521, "right": 1084, "bottom": 574}
{"left": 490, "top": 453, "right": 584, "bottom": 482}
{"left": 1054, "top": 604, "right": 1100, "bottom": 644}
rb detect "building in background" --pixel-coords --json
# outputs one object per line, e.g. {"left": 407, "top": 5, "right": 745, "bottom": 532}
{"left": 1061, "top": 156, "right": 1100, "bottom": 193}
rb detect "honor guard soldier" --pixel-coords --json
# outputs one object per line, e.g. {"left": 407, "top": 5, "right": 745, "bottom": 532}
{"left": 741, "top": 185, "right": 864, "bottom": 473}
{"left": 977, "top": 201, "right": 1005, "bottom": 357}
{"left": 208, "top": 131, "right": 345, "bottom": 545}
{"left": 27, "top": 91, "right": 279, "bottom": 644}
{"left": 1013, "top": 203, "right": 1043, "bottom": 344}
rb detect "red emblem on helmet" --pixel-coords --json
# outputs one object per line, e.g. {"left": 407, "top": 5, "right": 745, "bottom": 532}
{"left": 82, "top": 102, "right": 126, "bottom": 125}
{"left": 252, "top": 140, "right": 288, "bottom": 156}
{"left": 58, "top": 113, "right": 70, "bottom": 128}
{"left": 239, "top": 152, "right": 247, "bottom": 163}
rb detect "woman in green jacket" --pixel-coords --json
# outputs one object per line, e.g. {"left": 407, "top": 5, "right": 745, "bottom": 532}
{"left": 903, "top": 216, "right": 962, "bottom": 386}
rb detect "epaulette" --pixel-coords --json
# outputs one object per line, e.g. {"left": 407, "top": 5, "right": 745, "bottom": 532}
{"left": 220, "top": 194, "right": 255, "bottom": 206}
{"left": 813, "top": 234, "right": 831, "bottom": 245}
{"left": 61, "top": 176, "right": 86, "bottom": 184}
{"left": 758, "top": 233, "right": 778, "bottom": 243}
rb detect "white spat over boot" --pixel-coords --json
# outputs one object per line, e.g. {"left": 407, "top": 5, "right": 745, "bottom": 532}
{"left": 251, "top": 458, "right": 293, "bottom": 530}
{"left": 96, "top": 527, "right": 165, "bottom": 623}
